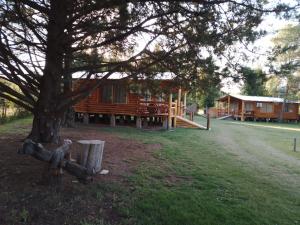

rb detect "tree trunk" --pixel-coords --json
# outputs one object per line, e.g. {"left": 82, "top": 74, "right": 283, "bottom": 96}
{"left": 61, "top": 107, "right": 75, "bottom": 128}
{"left": 279, "top": 84, "right": 289, "bottom": 123}
{"left": 28, "top": 0, "right": 69, "bottom": 143}
{"left": 29, "top": 111, "right": 62, "bottom": 143}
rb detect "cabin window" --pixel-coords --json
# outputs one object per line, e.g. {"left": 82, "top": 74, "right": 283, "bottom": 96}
{"left": 230, "top": 102, "right": 238, "bottom": 112}
{"left": 284, "top": 104, "right": 294, "bottom": 112}
{"left": 114, "top": 84, "right": 127, "bottom": 103}
{"left": 256, "top": 102, "right": 263, "bottom": 108}
{"left": 102, "top": 85, "right": 113, "bottom": 103}
{"left": 157, "top": 93, "right": 165, "bottom": 102}
{"left": 260, "top": 103, "right": 273, "bottom": 113}
{"left": 245, "top": 102, "right": 253, "bottom": 111}
{"left": 142, "top": 89, "right": 151, "bottom": 102}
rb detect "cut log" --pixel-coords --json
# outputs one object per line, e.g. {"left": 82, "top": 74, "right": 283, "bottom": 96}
{"left": 19, "top": 139, "right": 90, "bottom": 182}
{"left": 77, "top": 140, "right": 105, "bottom": 175}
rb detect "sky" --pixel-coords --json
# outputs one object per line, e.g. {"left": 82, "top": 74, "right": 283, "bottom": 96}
{"left": 221, "top": 1, "right": 299, "bottom": 94}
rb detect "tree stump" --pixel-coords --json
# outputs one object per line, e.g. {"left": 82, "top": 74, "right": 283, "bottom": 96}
{"left": 77, "top": 140, "right": 105, "bottom": 175}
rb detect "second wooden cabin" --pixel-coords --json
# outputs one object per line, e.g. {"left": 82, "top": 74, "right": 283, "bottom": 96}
{"left": 216, "top": 94, "right": 299, "bottom": 121}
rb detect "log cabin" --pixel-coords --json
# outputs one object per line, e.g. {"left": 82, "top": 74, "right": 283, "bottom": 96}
{"left": 216, "top": 94, "right": 300, "bottom": 122}
{"left": 73, "top": 78, "right": 205, "bottom": 129}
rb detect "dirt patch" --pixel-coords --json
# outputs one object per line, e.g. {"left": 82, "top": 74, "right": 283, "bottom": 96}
{"left": 0, "top": 126, "right": 161, "bottom": 225}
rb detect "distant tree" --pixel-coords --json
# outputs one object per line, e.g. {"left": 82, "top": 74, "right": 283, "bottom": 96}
{"left": 265, "top": 75, "right": 282, "bottom": 97}
{"left": 269, "top": 23, "right": 300, "bottom": 121}
{"left": 269, "top": 24, "right": 300, "bottom": 100}
{"left": 240, "top": 67, "right": 267, "bottom": 96}
{"left": 187, "top": 57, "right": 222, "bottom": 108}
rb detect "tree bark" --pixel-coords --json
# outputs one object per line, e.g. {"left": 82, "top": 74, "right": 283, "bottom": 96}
{"left": 28, "top": 0, "right": 69, "bottom": 143}
{"left": 29, "top": 112, "right": 62, "bottom": 143}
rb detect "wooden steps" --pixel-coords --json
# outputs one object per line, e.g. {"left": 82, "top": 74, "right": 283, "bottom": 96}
{"left": 176, "top": 116, "right": 206, "bottom": 129}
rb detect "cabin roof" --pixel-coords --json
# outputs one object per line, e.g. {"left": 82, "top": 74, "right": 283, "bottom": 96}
{"left": 219, "top": 94, "right": 300, "bottom": 104}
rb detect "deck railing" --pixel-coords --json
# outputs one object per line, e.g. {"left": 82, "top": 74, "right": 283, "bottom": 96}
{"left": 136, "top": 100, "right": 185, "bottom": 117}
{"left": 137, "top": 100, "right": 169, "bottom": 116}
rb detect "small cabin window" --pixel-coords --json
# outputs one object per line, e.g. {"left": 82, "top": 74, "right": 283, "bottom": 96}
{"left": 142, "top": 89, "right": 151, "bottom": 102}
{"left": 260, "top": 103, "right": 273, "bottom": 113}
{"left": 256, "top": 102, "right": 263, "bottom": 108}
{"left": 245, "top": 102, "right": 253, "bottom": 111}
{"left": 102, "top": 85, "right": 113, "bottom": 103}
{"left": 114, "top": 84, "right": 127, "bottom": 103}
{"left": 284, "top": 104, "right": 294, "bottom": 113}
{"left": 157, "top": 93, "right": 165, "bottom": 102}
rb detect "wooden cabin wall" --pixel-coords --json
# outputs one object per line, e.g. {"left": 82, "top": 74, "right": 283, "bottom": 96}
{"left": 73, "top": 80, "right": 171, "bottom": 116}
{"left": 74, "top": 87, "right": 140, "bottom": 115}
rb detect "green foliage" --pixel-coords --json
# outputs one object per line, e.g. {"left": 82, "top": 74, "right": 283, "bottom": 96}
{"left": 240, "top": 67, "right": 267, "bottom": 96}
{"left": 271, "top": 24, "right": 300, "bottom": 73}
{"left": 0, "top": 0, "right": 291, "bottom": 111}
{"left": 0, "top": 104, "right": 31, "bottom": 124}
{"left": 187, "top": 86, "right": 221, "bottom": 108}
{"left": 187, "top": 58, "right": 222, "bottom": 108}
{"left": 268, "top": 23, "right": 300, "bottom": 100}
{"left": 19, "top": 207, "right": 30, "bottom": 223}
{"left": 265, "top": 76, "right": 282, "bottom": 97}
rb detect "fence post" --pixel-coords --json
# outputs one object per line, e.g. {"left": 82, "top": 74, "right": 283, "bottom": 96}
{"left": 294, "top": 138, "right": 297, "bottom": 152}
{"left": 206, "top": 105, "right": 210, "bottom": 130}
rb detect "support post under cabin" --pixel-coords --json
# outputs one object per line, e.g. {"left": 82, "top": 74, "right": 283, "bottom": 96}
{"left": 163, "top": 116, "right": 168, "bottom": 129}
{"left": 136, "top": 116, "right": 142, "bottom": 129}
{"left": 110, "top": 114, "right": 116, "bottom": 127}
{"left": 83, "top": 113, "right": 89, "bottom": 124}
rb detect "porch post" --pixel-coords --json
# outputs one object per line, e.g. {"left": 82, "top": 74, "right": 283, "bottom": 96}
{"left": 168, "top": 93, "right": 173, "bottom": 130}
{"left": 177, "top": 88, "right": 182, "bottom": 116}
{"left": 241, "top": 101, "right": 245, "bottom": 122}
{"left": 183, "top": 91, "right": 187, "bottom": 116}
{"left": 174, "top": 100, "right": 177, "bottom": 128}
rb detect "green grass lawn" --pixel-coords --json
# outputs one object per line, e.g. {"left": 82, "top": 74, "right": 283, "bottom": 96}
{"left": 95, "top": 117, "right": 300, "bottom": 225}
{"left": 0, "top": 116, "right": 32, "bottom": 134}
{"left": 1, "top": 117, "right": 300, "bottom": 225}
